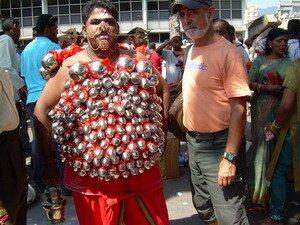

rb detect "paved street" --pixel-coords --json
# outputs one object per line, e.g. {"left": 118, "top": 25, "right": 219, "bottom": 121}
{"left": 25, "top": 118, "right": 300, "bottom": 224}
{"left": 26, "top": 158, "right": 300, "bottom": 225}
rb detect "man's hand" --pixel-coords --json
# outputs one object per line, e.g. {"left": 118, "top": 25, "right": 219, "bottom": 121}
{"left": 218, "top": 159, "right": 236, "bottom": 187}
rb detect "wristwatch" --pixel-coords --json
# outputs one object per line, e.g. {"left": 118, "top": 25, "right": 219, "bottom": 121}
{"left": 223, "top": 152, "right": 237, "bottom": 162}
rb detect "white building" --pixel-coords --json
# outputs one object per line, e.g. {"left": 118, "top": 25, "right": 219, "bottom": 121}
{"left": 0, "top": 0, "right": 247, "bottom": 42}
{"left": 278, "top": 0, "right": 300, "bottom": 19}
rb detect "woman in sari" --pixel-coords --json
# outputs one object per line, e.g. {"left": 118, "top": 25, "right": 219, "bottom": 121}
{"left": 258, "top": 59, "right": 300, "bottom": 225}
{"left": 248, "top": 28, "right": 292, "bottom": 207}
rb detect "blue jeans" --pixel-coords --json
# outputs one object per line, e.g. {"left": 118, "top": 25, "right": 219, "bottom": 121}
{"left": 27, "top": 102, "right": 44, "bottom": 187}
{"left": 187, "top": 129, "right": 249, "bottom": 225}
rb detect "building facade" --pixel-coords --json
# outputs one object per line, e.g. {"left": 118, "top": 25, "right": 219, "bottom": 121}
{"left": 278, "top": 0, "right": 300, "bottom": 19}
{"left": 0, "top": 0, "right": 247, "bottom": 42}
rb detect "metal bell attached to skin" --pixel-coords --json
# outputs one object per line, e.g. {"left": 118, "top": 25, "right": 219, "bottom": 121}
{"left": 90, "top": 61, "right": 107, "bottom": 79}
{"left": 69, "top": 62, "right": 88, "bottom": 82}
{"left": 135, "top": 61, "right": 152, "bottom": 76}
{"left": 39, "top": 67, "right": 51, "bottom": 80}
{"left": 41, "top": 53, "right": 58, "bottom": 72}
{"left": 116, "top": 56, "right": 135, "bottom": 72}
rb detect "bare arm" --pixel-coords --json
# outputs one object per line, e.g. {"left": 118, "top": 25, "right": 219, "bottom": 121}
{"left": 218, "top": 96, "right": 247, "bottom": 187}
{"left": 135, "top": 52, "right": 171, "bottom": 134}
{"left": 274, "top": 88, "right": 296, "bottom": 127}
{"left": 34, "top": 63, "right": 69, "bottom": 185}
{"left": 156, "top": 37, "right": 178, "bottom": 56}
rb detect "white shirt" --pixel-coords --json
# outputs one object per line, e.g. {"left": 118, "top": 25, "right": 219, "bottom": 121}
{"left": 288, "top": 39, "right": 300, "bottom": 61}
{"left": 0, "top": 34, "right": 25, "bottom": 100}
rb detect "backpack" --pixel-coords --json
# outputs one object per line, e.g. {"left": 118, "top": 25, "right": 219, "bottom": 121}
{"left": 168, "top": 45, "right": 191, "bottom": 142}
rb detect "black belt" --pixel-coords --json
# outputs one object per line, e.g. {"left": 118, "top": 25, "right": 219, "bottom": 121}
{"left": 187, "top": 128, "right": 228, "bottom": 139}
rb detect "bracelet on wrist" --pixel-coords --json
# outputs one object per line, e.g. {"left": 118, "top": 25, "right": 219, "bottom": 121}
{"left": 270, "top": 121, "right": 281, "bottom": 133}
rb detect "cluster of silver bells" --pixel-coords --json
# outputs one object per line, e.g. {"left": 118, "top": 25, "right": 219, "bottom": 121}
{"left": 48, "top": 56, "right": 166, "bottom": 181}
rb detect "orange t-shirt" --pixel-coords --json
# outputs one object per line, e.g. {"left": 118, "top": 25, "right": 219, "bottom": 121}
{"left": 182, "top": 37, "right": 251, "bottom": 133}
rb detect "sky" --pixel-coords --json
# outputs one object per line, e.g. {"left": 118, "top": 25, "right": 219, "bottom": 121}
{"left": 248, "top": 0, "right": 280, "bottom": 8}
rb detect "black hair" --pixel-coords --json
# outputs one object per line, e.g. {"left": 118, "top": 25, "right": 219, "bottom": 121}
{"left": 148, "top": 42, "right": 156, "bottom": 50}
{"left": 212, "top": 18, "right": 231, "bottom": 34}
{"left": 287, "top": 19, "right": 300, "bottom": 39}
{"left": 171, "top": 35, "right": 182, "bottom": 43}
{"left": 264, "top": 28, "right": 288, "bottom": 55}
{"left": 117, "top": 35, "right": 131, "bottom": 43}
{"left": 82, "top": 0, "right": 118, "bottom": 24}
{"left": 35, "top": 14, "right": 58, "bottom": 35}
{"left": 2, "top": 17, "right": 19, "bottom": 33}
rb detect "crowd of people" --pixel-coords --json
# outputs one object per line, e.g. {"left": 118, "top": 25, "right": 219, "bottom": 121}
{"left": 0, "top": 0, "right": 300, "bottom": 225}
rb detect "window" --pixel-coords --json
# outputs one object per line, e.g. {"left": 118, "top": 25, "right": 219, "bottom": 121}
{"left": 59, "top": 0, "right": 69, "bottom": 4}
{"left": 148, "top": 2, "right": 158, "bottom": 10}
{"left": 33, "top": 7, "right": 42, "bottom": 16}
{"left": 232, "top": 10, "right": 241, "bottom": 18}
{"left": 160, "top": 33, "right": 170, "bottom": 42}
{"left": 70, "top": 5, "right": 81, "bottom": 13}
{"left": 22, "top": 8, "right": 32, "bottom": 17}
{"left": 23, "top": 18, "right": 32, "bottom": 27}
{"left": 150, "top": 33, "right": 159, "bottom": 42}
{"left": 49, "top": 6, "right": 59, "bottom": 15}
{"left": 120, "top": 12, "right": 131, "bottom": 21}
{"left": 212, "top": 1, "right": 219, "bottom": 9}
{"left": 212, "top": 0, "right": 242, "bottom": 19}
{"left": 159, "top": 11, "right": 169, "bottom": 20}
{"left": 232, "top": 0, "right": 241, "bottom": 9}
{"left": 148, "top": 0, "right": 169, "bottom": 21}
{"left": 132, "top": 2, "right": 142, "bottom": 11}
{"left": 148, "top": 11, "right": 158, "bottom": 20}
{"left": 33, "top": 0, "right": 42, "bottom": 7}
{"left": 60, "top": 15, "right": 70, "bottom": 24}
{"left": 12, "top": 9, "right": 21, "bottom": 18}
{"left": 1, "top": 1, "right": 10, "bottom": 9}
{"left": 149, "top": 33, "right": 170, "bottom": 43}
{"left": 221, "top": 10, "right": 231, "bottom": 18}
{"left": 11, "top": 0, "right": 21, "bottom": 8}
{"left": 159, "top": 1, "right": 169, "bottom": 10}
{"left": 59, "top": 6, "right": 70, "bottom": 14}
{"left": 132, "top": 12, "right": 142, "bottom": 21}
{"left": 22, "top": 0, "right": 31, "bottom": 7}
{"left": 2, "top": 10, "right": 11, "bottom": 18}
{"left": 71, "top": 15, "right": 81, "bottom": 23}
{"left": 120, "top": 2, "right": 131, "bottom": 11}
{"left": 221, "top": 0, "right": 230, "bottom": 9}
{"left": 48, "top": 0, "right": 58, "bottom": 6}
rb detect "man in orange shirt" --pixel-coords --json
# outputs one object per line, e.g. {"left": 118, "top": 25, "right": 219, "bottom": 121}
{"left": 172, "top": 0, "right": 251, "bottom": 224}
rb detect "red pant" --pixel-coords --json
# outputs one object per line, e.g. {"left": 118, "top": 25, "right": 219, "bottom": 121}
{"left": 73, "top": 188, "right": 169, "bottom": 225}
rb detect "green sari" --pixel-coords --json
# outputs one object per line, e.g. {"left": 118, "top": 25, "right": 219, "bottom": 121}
{"left": 266, "top": 59, "right": 300, "bottom": 192}
{"left": 248, "top": 56, "right": 292, "bottom": 206}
